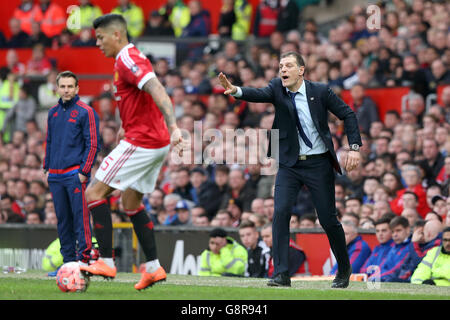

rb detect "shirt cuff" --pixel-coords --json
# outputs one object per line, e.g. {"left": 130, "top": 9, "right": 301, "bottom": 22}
{"left": 230, "top": 86, "right": 243, "bottom": 98}
{"left": 138, "top": 72, "right": 156, "bottom": 90}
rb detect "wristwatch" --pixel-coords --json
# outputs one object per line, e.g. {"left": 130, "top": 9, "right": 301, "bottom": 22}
{"left": 349, "top": 144, "right": 360, "bottom": 152}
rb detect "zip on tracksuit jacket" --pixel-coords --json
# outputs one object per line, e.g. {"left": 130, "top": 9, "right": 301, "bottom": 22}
{"left": 43, "top": 95, "right": 100, "bottom": 263}
{"left": 43, "top": 95, "right": 100, "bottom": 178}
{"left": 360, "top": 239, "right": 395, "bottom": 274}
{"left": 331, "top": 235, "right": 372, "bottom": 274}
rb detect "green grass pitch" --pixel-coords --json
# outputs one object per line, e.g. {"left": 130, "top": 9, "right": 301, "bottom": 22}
{"left": 0, "top": 270, "right": 448, "bottom": 300}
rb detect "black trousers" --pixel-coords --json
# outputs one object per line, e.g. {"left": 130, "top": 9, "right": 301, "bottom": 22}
{"left": 272, "top": 153, "right": 350, "bottom": 276}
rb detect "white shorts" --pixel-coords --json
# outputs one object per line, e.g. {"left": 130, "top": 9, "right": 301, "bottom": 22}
{"left": 95, "top": 140, "right": 170, "bottom": 194}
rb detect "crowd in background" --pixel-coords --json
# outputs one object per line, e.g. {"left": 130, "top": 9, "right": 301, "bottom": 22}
{"left": 0, "top": 0, "right": 449, "bottom": 281}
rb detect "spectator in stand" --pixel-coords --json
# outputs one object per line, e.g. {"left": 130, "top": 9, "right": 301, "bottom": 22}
{"left": 349, "top": 83, "right": 379, "bottom": 135}
{"left": 374, "top": 216, "right": 411, "bottom": 282}
{"left": 111, "top": 0, "right": 144, "bottom": 38}
{"left": 36, "top": 0, "right": 66, "bottom": 39}
{"left": 26, "top": 21, "right": 52, "bottom": 47}
{"left": 411, "top": 226, "right": 450, "bottom": 286}
{"left": 179, "top": 0, "right": 211, "bottom": 61}
{"left": 231, "top": 0, "right": 252, "bottom": 41}
{"left": 198, "top": 228, "right": 247, "bottom": 277}
{"left": 157, "top": 0, "right": 190, "bottom": 38}
{"left": 172, "top": 166, "right": 195, "bottom": 203}
{"left": 2, "top": 49, "right": 26, "bottom": 76}
{"left": 253, "top": 0, "right": 279, "bottom": 38}
{"left": 238, "top": 220, "right": 271, "bottom": 278}
{"left": 1, "top": 194, "right": 25, "bottom": 223}
{"left": 361, "top": 217, "right": 395, "bottom": 274}
{"left": 1, "top": 83, "right": 37, "bottom": 137}
{"left": 401, "top": 207, "right": 421, "bottom": 229}
{"left": 226, "top": 198, "right": 243, "bottom": 227}
{"left": 276, "top": 0, "right": 299, "bottom": 34}
{"left": 72, "top": 27, "right": 97, "bottom": 47}
{"left": 344, "top": 195, "right": 362, "bottom": 215}
{"left": 144, "top": 10, "right": 174, "bottom": 37}
{"left": 262, "top": 197, "right": 275, "bottom": 222}
{"left": 299, "top": 213, "right": 317, "bottom": 229}
{"left": 162, "top": 193, "right": 182, "bottom": 225}
{"left": 144, "top": 188, "right": 165, "bottom": 221}
{"left": 25, "top": 43, "right": 53, "bottom": 76}
{"left": 13, "top": 0, "right": 42, "bottom": 35}
{"left": 193, "top": 213, "right": 210, "bottom": 227}
{"left": 419, "top": 139, "right": 445, "bottom": 186}
{"left": 426, "top": 59, "right": 450, "bottom": 93}
{"left": 68, "top": 0, "right": 103, "bottom": 35}
{"left": 26, "top": 211, "right": 42, "bottom": 224}
{"left": 167, "top": 200, "right": 191, "bottom": 226}
{"left": 218, "top": 0, "right": 235, "bottom": 38}
{"left": 190, "top": 166, "right": 222, "bottom": 217}
{"left": 391, "top": 164, "right": 431, "bottom": 218}
{"left": 220, "top": 168, "right": 256, "bottom": 212}
{"left": 331, "top": 220, "right": 372, "bottom": 274}
{"left": 6, "top": 18, "right": 30, "bottom": 48}
{"left": 215, "top": 209, "right": 233, "bottom": 227}
{"left": 0, "top": 72, "right": 20, "bottom": 139}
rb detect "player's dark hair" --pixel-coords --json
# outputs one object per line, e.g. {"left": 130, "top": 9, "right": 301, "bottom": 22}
{"left": 93, "top": 14, "right": 127, "bottom": 30}
{"left": 56, "top": 70, "right": 78, "bottom": 87}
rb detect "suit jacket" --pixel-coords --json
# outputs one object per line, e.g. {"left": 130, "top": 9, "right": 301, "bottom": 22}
{"left": 239, "top": 78, "right": 362, "bottom": 174}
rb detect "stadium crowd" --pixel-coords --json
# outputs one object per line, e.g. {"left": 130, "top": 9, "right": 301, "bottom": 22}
{"left": 0, "top": 0, "right": 450, "bottom": 284}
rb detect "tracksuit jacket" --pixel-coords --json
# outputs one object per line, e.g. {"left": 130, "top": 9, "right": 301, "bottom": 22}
{"left": 43, "top": 95, "right": 100, "bottom": 263}
{"left": 331, "top": 235, "right": 372, "bottom": 274}
{"left": 376, "top": 236, "right": 411, "bottom": 282}
{"left": 360, "top": 239, "right": 395, "bottom": 274}
{"left": 395, "top": 234, "right": 442, "bottom": 282}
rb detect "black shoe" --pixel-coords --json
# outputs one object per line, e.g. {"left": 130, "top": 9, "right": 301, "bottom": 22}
{"left": 267, "top": 272, "right": 291, "bottom": 287}
{"left": 331, "top": 266, "right": 352, "bottom": 288}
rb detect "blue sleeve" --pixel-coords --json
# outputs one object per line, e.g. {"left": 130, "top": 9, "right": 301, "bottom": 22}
{"left": 43, "top": 110, "right": 53, "bottom": 171}
{"left": 79, "top": 108, "right": 100, "bottom": 177}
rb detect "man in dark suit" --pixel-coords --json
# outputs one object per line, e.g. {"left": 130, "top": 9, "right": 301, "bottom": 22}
{"left": 218, "top": 51, "right": 362, "bottom": 288}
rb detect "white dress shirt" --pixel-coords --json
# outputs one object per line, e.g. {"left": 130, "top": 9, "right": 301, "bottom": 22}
{"left": 233, "top": 81, "right": 328, "bottom": 155}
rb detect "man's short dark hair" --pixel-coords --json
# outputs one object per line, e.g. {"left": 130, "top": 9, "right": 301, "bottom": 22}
{"left": 374, "top": 216, "right": 393, "bottom": 226}
{"left": 385, "top": 110, "right": 400, "bottom": 119}
{"left": 280, "top": 51, "right": 305, "bottom": 67}
{"left": 93, "top": 13, "right": 127, "bottom": 30}
{"left": 403, "top": 191, "right": 419, "bottom": 201}
{"left": 443, "top": 226, "right": 450, "bottom": 234}
{"left": 299, "top": 212, "right": 317, "bottom": 223}
{"left": 56, "top": 70, "right": 78, "bottom": 87}
{"left": 210, "top": 228, "right": 227, "bottom": 238}
{"left": 389, "top": 216, "right": 409, "bottom": 229}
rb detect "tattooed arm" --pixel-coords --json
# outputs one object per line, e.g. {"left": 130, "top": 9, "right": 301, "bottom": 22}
{"left": 142, "top": 77, "right": 183, "bottom": 151}
{"left": 142, "top": 77, "right": 177, "bottom": 132}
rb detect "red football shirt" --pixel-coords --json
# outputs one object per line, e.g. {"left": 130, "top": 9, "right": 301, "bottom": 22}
{"left": 113, "top": 43, "right": 170, "bottom": 149}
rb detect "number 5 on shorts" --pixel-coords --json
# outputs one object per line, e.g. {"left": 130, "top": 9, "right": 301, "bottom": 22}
{"left": 101, "top": 156, "right": 114, "bottom": 171}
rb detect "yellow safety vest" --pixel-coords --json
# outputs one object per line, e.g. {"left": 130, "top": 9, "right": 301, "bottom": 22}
{"left": 111, "top": 3, "right": 145, "bottom": 38}
{"left": 68, "top": 4, "right": 103, "bottom": 34}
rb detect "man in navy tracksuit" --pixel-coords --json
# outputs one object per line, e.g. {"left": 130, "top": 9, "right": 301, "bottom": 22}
{"left": 43, "top": 71, "right": 100, "bottom": 267}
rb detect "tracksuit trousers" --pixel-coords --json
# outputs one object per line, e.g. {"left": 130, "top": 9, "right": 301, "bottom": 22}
{"left": 48, "top": 174, "right": 92, "bottom": 263}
